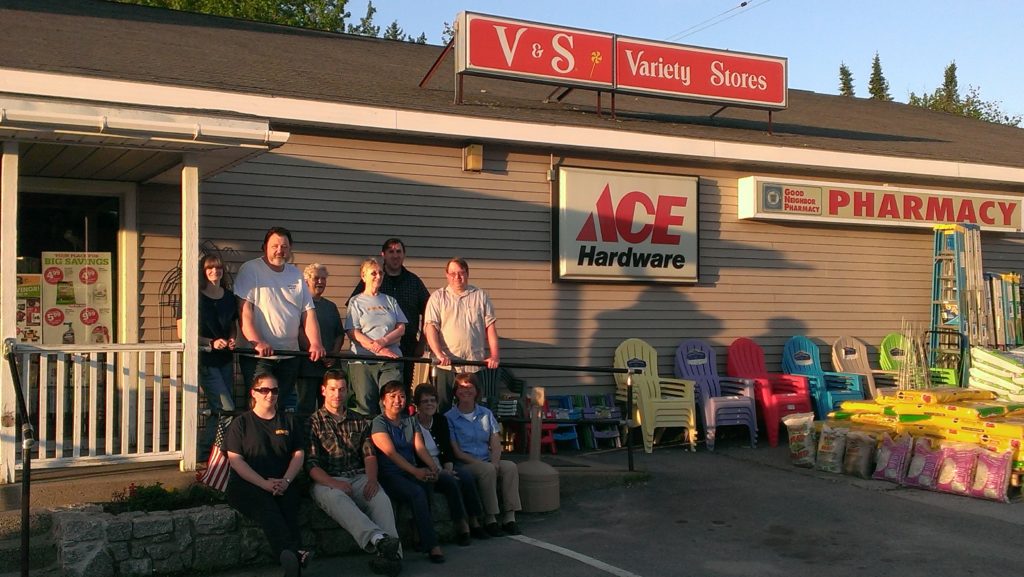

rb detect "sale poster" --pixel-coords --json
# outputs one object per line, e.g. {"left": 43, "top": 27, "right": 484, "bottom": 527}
{"left": 40, "top": 252, "right": 114, "bottom": 345}
{"left": 16, "top": 274, "right": 42, "bottom": 343}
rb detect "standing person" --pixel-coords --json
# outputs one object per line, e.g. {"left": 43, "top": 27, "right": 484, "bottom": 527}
{"left": 371, "top": 381, "right": 473, "bottom": 565}
{"left": 194, "top": 254, "right": 237, "bottom": 462}
{"left": 235, "top": 226, "right": 325, "bottom": 411}
{"left": 297, "top": 263, "right": 344, "bottom": 417}
{"left": 349, "top": 238, "right": 431, "bottom": 388}
{"left": 424, "top": 257, "right": 499, "bottom": 410}
{"left": 414, "top": 384, "right": 489, "bottom": 539}
{"left": 305, "top": 370, "right": 403, "bottom": 577}
{"left": 345, "top": 258, "right": 407, "bottom": 416}
{"left": 224, "top": 374, "right": 309, "bottom": 577}
{"left": 446, "top": 372, "right": 522, "bottom": 537}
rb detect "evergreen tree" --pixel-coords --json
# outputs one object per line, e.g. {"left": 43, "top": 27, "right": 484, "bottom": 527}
{"left": 867, "top": 52, "right": 892, "bottom": 101}
{"left": 118, "top": 0, "right": 350, "bottom": 32}
{"left": 383, "top": 20, "right": 404, "bottom": 40}
{"left": 909, "top": 61, "right": 1021, "bottom": 127}
{"left": 347, "top": 1, "right": 379, "bottom": 37}
{"left": 838, "top": 62, "right": 854, "bottom": 97}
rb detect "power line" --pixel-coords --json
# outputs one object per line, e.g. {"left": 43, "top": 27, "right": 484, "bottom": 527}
{"left": 664, "top": 0, "right": 772, "bottom": 43}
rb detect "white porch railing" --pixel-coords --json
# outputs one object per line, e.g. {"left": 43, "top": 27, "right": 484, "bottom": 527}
{"left": 5, "top": 342, "right": 194, "bottom": 470}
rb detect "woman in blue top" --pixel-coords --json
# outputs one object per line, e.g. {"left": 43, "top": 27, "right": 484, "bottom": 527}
{"left": 346, "top": 258, "right": 407, "bottom": 416}
{"left": 446, "top": 372, "right": 522, "bottom": 536}
{"left": 371, "top": 381, "right": 473, "bottom": 564}
{"left": 196, "top": 254, "right": 237, "bottom": 461}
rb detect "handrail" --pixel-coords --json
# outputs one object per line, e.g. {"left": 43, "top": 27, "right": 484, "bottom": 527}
{"left": 226, "top": 348, "right": 641, "bottom": 470}
{"left": 7, "top": 342, "right": 184, "bottom": 354}
{"left": 4, "top": 338, "right": 37, "bottom": 577}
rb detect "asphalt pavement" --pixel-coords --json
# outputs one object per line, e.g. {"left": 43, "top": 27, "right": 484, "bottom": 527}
{"left": 206, "top": 435, "right": 1024, "bottom": 577}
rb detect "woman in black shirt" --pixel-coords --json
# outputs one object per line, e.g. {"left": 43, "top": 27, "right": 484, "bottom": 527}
{"left": 224, "top": 374, "right": 306, "bottom": 577}
{"left": 197, "top": 254, "right": 238, "bottom": 460}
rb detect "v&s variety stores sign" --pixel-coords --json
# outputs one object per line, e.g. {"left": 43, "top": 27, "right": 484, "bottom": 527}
{"left": 738, "top": 177, "right": 1023, "bottom": 232}
{"left": 558, "top": 168, "right": 699, "bottom": 283}
{"left": 456, "top": 12, "right": 787, "bottom": 109}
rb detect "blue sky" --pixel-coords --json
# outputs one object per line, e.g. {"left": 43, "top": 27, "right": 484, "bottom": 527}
{"left": 370, "top": 0, "right": 1024, "bottom": 121}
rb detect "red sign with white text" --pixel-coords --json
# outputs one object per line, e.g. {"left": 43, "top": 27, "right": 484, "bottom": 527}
{"left": 459, "top": 13, "right": 614, "bottom": 88}
{"left": 456, "top": 12, "right": 788, "bottom": 109}
{"left": 615, "top": 37, "right": 787, "bottom": 107}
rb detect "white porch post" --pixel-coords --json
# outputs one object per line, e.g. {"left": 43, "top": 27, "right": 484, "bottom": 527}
{"left": 0, "top": 141, "right": 20, "bottom": 483}
{"left": 180, "top": 161, "right": 199, "bottom": 471}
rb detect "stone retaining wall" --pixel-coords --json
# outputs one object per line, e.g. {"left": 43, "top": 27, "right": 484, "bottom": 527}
{"left": 51, "top": 497, "right": 454, "bottom": 577}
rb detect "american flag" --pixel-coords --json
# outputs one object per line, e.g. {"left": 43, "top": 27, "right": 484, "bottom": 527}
{"left": 196, "top": 415, "right": 233, "bottom": 492}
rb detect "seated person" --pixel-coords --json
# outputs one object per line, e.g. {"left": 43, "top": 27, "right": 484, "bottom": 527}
{"left": 413, "top": 384, "right": 488, "bottom": 539}
{"left": 224, "top": 374, "right": 308, "bottom": 577}
{"left": 371, "top": 381, "right": 473, "bottom": 564}
{"left": 305, "top": 370, "right": 402, "bottom": 576}
{"left": 446, "top": 372, "right": 522, "bottom": 536}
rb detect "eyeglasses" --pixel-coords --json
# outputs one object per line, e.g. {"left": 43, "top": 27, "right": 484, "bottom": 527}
{"left": 418, "top": 398, "right": 437, "bottom": 404}
{"left": 446, "top": 271, "right": 467, "bottom": 278}
{"left": 253, "top": 387, "right": 279, "bottom": 395}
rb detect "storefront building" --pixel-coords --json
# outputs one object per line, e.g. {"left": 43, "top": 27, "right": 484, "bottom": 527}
{"left": 2, "top": 0, "right": 1024, "bottom": 479}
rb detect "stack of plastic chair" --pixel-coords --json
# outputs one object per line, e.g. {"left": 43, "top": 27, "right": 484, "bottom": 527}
{"left": 546, "top": 395, "right": 581, "bottom": 451}
{"left": 782, "top": 335, "right": 864, "bottom": 418}
{"left": 831, "top": 336, "right": 898, "bottom": 399}
{"left": 673, "top": 339, "right": 757, "bottom": 450}
{"left": 583, "top": 393, "right": 622, "bottom": 448}
{"left": 726, "top": 337, "right": 813, "bottom": 447}
{"left": 613, "top": 338, "right": 697, "bottom": 453}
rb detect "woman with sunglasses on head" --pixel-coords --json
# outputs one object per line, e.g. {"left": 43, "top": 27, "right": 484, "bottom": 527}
{"left": 224, "top": 374, "right": 308, "bottom": 577}
{"left": 414, "top": 384, "right": 488, "bottom": 539}
{"left": 371, "top": 381, "right": 474, "bottom": 564}
{"left": 346, "top": 258, "right": 407, "bottom": 416}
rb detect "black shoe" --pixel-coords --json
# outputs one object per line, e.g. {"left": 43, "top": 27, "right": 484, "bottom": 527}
{"left": 457, "top": 532, "right": 472, "bottom": 546}
{"left": 484, "top": 522, "right": 504, "bottom": 537}
{"left": 280, "top": 550, "right": 300, "bottom": 577}
{"left": 470, "top": 526, "right": 490, "bottom": 540}
{"left": 369, "top": 557, "right": 402, "bottom": 577}
{"left": 376, "top": 535, "right": 401, "bottom": 561}
{"left": 501, "top": 522, "right": 521, "bottom": 535}
{"left": 428, "top": 552, "right": 446, "bottom": 564}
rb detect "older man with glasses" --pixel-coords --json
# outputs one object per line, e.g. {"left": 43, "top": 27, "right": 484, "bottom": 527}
{"left": 424, "top": 257, "right": 500, "bottom": 410}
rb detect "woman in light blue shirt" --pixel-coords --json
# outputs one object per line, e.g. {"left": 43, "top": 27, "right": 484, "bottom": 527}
{"left": 346, "top": 258, "right": 407, "bottom": 416}
{"left": 446, "top": 372, "right": 522, "bottom": 536}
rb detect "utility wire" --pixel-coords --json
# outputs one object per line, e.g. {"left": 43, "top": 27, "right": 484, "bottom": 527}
{"left": 665, "top": 0, "right": 772, "bottom": 43}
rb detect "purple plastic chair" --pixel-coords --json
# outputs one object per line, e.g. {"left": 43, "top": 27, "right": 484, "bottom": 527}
{"left": 674, "top": 339, "right": 758, "bottom": 450}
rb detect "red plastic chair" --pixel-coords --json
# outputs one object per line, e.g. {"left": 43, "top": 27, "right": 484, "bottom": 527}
{"left": 725, "top": 338, "right": 812, "bottom": 447}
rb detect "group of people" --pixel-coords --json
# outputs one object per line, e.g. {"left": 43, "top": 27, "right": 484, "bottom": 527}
{"left": 196, "top": 227, "right": 520, "bottom": 577}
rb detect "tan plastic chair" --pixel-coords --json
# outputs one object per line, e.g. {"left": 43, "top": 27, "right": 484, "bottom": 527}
{"left": 831, "top": 336, "right": 898, "bottom": 399}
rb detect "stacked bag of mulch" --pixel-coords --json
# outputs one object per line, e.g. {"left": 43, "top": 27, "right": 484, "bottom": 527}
{"left": 781, "top": 386, "right": 1022, "bottom": 502}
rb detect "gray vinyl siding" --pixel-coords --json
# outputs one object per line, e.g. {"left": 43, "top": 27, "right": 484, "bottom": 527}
{"left": 135, "top": 133, "right": 1024, "bottom": 394}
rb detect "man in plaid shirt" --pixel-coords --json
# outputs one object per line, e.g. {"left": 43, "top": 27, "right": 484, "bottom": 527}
{"left": 306, "top": 369, "right": 402, "bottom": 575}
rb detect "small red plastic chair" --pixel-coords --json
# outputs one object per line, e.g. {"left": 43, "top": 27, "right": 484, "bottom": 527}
{"left": 726, "top": 337, "right": 812, "bottom": 447}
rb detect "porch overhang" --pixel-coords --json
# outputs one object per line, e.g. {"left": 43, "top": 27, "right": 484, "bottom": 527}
{"left": 0, "top": 95, "right": 289, "bottom": 183}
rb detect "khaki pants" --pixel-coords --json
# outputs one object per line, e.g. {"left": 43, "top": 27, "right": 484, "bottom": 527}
{"left": 461, "top": 459, "right": 521, "bottom": 516}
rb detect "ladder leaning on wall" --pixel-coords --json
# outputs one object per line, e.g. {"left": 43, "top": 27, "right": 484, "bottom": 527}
{"left": 930, "top": 224, "right": 987, "bottom": 386}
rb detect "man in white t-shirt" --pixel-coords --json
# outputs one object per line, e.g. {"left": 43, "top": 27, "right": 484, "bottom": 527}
{"left": 235, "top": 226, "right": 326, "bottom": 410}
{"left": 424, "top": 257, "right": 499, "bottom": 410}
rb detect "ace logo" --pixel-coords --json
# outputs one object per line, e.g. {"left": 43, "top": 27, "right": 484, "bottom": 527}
{"left": 576, "top": 184, "right": 688, "bottom": 245}
{"left": 559, "top": 167, "right": 698, "bottom": 282}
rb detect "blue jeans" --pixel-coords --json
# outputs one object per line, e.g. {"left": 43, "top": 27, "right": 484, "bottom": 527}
{"left": 379, "top": 470, "right": 465, "bottom": 551}
{"left": 198, "top": 363, "right": 235, "bottom": 460}
{"left": 238, "top": 355, "right": 301, "bottom": 412}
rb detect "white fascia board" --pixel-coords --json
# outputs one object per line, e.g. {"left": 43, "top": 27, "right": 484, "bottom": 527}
{"left": 3, "top": 67, "right": 1023, "bottom": 185}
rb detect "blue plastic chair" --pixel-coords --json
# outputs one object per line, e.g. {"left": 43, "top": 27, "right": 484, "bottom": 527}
{"left": 674, "top": 339, "right": 757, "bottom": 450}
{"left": 782, "top": 336, "right": 865, "bottom": 418}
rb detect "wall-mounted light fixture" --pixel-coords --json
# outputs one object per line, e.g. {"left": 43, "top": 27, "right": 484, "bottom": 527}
{"left": 462, "top": 143, "right": 484, "bottom": 172}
